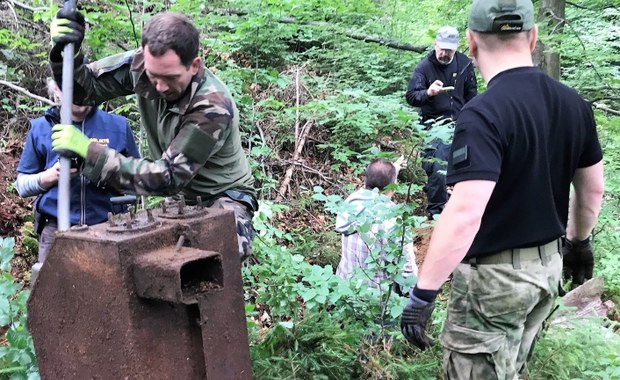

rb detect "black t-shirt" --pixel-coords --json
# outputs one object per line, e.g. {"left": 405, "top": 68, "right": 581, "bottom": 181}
{"left": 447, "top": 67, "right": 603, "bottom": 258}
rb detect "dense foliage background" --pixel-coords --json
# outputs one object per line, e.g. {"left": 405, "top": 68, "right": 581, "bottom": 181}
{"left": 1, "top": 0, "right": 619, "bottom": 378}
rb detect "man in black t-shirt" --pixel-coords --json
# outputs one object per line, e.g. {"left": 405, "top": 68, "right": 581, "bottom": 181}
{"left": 405, "top": 26, "right": 478, "bottom": 216}
{"left": 400, "top": 1, "right": 604, "bottom": 378}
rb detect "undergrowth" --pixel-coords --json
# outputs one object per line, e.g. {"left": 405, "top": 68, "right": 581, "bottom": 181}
{"left": 0, "top": 237, "right": 38, "bottom": 380}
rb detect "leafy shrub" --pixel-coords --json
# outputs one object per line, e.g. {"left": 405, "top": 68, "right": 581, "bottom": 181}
{"left": 0, "top": 237, "right": 39, "bottom": 380}
{"left": 251, "top": 311, "right": 362, "bottom": 379}
{"left": 529, "top": 316, "right": 620, "bottom": 380}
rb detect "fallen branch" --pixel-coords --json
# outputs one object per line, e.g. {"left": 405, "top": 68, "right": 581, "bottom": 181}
{"left": 279, "top": 159, "right": 334, "bottom": 184}
{"left": 9, "top": 0, "right": 46, "bottom": 13}
{"left": 581, "top": 86, "right": 619, "bottom": 91}
{"left": 593, "top": 102, "right": 620, "bottom": 116}
{"left": 275, "top": 120, "right": 314, "bottom": 202}
{"left": 214, "top": 9, "right": 426, "bottom": 53}
{"left": 0, "top": 80, "right": 55, "bottom": 106}
{"left": 347, "top": 33, "right": 426, "bottom": 52}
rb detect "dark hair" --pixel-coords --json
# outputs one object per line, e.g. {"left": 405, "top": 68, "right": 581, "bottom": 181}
{"left": 142, "top": 12, "right": 199, "bottom": 67}
{"left": 364, "top": 159, "right": 396, "bottom": 191}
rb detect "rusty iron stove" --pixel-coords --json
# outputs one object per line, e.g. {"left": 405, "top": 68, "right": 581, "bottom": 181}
{"left": 27, "top": 197, "right": 252, "bottom": 379}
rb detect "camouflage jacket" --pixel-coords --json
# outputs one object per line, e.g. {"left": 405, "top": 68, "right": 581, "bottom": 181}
{"left": 50, "top": 49, "right": 255, "bottom": 202}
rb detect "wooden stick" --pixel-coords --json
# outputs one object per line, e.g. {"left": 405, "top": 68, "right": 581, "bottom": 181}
{"left": 275, "top": 120, "right": 314, "bottom": 202}
{"left": 294, "top": 67, "right": 300, "bottom": 145}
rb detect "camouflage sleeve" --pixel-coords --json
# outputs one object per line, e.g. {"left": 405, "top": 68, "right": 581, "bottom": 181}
{"left": 50, "top": 51, "right": 136, "bottom": 106}
{"left": 81, "top": 91, "right": 234, "bottom": 196}
{"left": 82, "top": 145, "right": 179, "bottom": 196}
{"left": 169, "top": 90, "right": 234, "bottom": 164}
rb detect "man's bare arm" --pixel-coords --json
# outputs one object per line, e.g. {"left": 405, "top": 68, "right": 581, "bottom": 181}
{"left": 416, "top": 180, "right": 496, "bottom": 290}
{"left": 566, "top": 160, "right": 604, "bottom": 241}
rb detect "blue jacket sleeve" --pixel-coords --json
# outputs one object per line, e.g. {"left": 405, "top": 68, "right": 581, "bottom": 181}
{"left": 17, "top": 125, "right": 45, "bottom": 175}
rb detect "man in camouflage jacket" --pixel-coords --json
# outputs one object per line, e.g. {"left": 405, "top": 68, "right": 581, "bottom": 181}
{"left": 50, "top": 12, "right": 256, "bottom": 260}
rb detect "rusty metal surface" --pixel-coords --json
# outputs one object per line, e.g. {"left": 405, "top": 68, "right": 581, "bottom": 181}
{"left": 133, "top": 246, "right": 223, "bottom": 304}
{"left": 158, "top": 196, "right": 206, "bottom": 219}
{"left": 27, "top": 206, "right": 252, "bottom": 379}
{"left": 106, "top": 207, "right": 157, "bottom": 233}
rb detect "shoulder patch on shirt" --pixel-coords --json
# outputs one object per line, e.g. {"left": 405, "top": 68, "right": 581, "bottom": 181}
{"left": 452, "top": 145, "right": 469, "bottom": 169}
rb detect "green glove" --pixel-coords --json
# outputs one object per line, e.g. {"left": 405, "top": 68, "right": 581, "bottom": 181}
{"left": 52, "top": 124, "right": 91, "bottom": 158}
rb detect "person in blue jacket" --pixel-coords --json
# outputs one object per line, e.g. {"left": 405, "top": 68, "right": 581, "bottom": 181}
{"left": 16, "top": 79, "right": 140, "bottom": 265}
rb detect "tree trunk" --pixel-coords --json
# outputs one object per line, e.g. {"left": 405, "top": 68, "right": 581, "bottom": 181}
{"left": 534, "top": 0, "right": 565, "bottom": 80}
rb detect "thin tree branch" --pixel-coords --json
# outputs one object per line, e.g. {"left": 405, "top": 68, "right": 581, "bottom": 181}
{"left": 5, "top": 0, "right": 18, "bottom": 24}
{"left": 123, "top": 0, "right": 140, "bottom": 49}
{"left": 278, "top": 159, "right": 333, "bottom": 182}
{"left": 275, "top": 120, "right": 315, "bottom": 202}
{"left": 294, "top": 67, "right": 300, "bottom": 145}
{"left": 558, "top": 15, "right": 611, "bottom": 90}
{"left": 593, "top": 102, "right": 620, "bottom": 116}
{"left": 565, "top": 1, "right": 590, "bottom": 10}
{"left": 581, "top": 86, "right": 620, "bottom": 92}
{"left": 346, "top": 33, "right": 426, "bottom": 52}
{"left": 0, "top": 80, "right": 56, "bottom": 106}
{"left": 9, "top": 0, "right": 46, "bottom": 13}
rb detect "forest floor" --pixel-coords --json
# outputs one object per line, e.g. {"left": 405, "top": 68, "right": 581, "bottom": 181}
{"left": 414, "top": 225, "right": 432, "bottom": 269}
{"left": 0, "top": 137, "right": 36, "bottom": 283}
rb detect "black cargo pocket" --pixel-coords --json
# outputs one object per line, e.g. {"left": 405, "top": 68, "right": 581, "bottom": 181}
{"left": 440, "top": 320, "right": 507, "bottom": 380}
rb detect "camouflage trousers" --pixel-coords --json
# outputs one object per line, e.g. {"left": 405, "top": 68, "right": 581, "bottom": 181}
{"left": 210, "top": 196, "right": 255, "bottom": 261}
{"left": 440, "top": 242, "right": 562, "bottom": 380}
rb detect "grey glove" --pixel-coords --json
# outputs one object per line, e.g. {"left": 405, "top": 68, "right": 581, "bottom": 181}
{"left": 562, "top": 237, "right": 593, "bottom": 287}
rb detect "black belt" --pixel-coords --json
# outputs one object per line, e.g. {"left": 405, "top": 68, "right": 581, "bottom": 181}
{"left": 34, "top": 212, "right": 58, "bottom": 235}
{"left": 41, "top": 213, "right": 58, "bottom": 225}
{"left": 463, "top": 239, "right": 561, "bottom": 270}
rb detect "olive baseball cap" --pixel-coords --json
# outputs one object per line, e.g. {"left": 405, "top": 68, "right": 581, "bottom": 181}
{"left": 468, "top": 0, "right": 535, "bottom": 33}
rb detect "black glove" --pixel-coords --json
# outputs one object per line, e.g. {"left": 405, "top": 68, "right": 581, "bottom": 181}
{"left": 562, "top": 237, "right": 593, "bottom": 286}
{"left": 50, "top": 8, "right": 85, "bottom": 61}
{"left": 400, "top": 287, "right": 436, "bottom": 350}
{"left": 58, "top": 155, "right": 84, "bottom": 170}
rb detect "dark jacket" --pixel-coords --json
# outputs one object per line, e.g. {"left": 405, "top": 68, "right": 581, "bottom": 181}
{"left": 405, "top": 50, "right": 477, "bottom": 123}
{"left": 17, "top": 106, "right": 141, "bottom": 225}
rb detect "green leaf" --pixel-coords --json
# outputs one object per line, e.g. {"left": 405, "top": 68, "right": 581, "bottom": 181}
{"left": 278, "top": 321, "right": 294, "bottom": 329}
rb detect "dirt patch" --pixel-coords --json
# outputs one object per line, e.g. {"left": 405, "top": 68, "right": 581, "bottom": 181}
{"left": 414, "top": 225, "right": 433, "bottom": 268}
{"left": 0, "top": 138, "right": 36, "bottom": 282}
{"left": 0, "top": 139, "right": 24, "bottom": 234}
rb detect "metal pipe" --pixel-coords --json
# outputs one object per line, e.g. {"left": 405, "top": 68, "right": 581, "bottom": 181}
{"left": 57, "top": 0, "right": 78, "bottom": 231}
